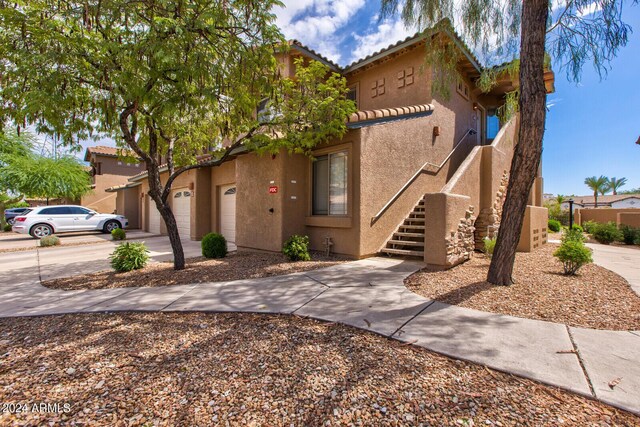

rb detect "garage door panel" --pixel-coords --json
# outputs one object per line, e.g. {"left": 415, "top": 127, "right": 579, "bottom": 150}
{"left": 172, "top": 189, "right": 191, "bottom": 239}
{"left": 148, "top": 198, "right": 162, "bottom": 235}
{"left": 220, "top": 185, "right": 236, "bottom": 244}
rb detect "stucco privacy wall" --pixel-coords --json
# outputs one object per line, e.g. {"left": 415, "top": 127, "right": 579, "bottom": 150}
{"left": 356, "top": 77, "right": 481, "bottom": 257}
{"left": 576, "top": 208, "right": 640, "bottom": 227}
{"left": 618, "top": 212, "right": 640, "bottom": 228}
{"left": 115, "top": 186, "right": 141, "bottom": 229}
{"left": 517, "top": 206, "right": 548, "bottom": 252}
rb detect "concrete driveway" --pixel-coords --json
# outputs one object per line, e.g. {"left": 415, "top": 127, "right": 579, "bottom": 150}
{"left": 0, "top": 229, "right": 157, "bottom": 251}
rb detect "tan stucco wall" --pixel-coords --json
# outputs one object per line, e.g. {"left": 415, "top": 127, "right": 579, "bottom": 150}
{"left": 115, "top": 186, "right": 141, "bottom": 229}
{"left": 618, "top": 212, "right": 640, "bottom": 228}
{"left": 576, "top": 208, "right": 640, "bottom": 227}
{"left": 517, "top": 206, "right": 549, "bottom": 252}
{"left": 423, "top": 193, "right": 473, "bottom": 268}
{"left": 82, "top": 155, "right": 143, "bottom": 214}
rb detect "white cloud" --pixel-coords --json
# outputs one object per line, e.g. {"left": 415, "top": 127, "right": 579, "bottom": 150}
{"left": 350, "top": 18, "right": 416, "bottom": 64}
{"left": 274, "top": 0, "right": 367, "bottom": 64}
{"left": 576, "top": 2, "right": 603, "bottom": 17}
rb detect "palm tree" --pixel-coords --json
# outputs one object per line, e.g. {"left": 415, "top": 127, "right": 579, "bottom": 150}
{"left": 555, "top": 194, "right": 566, "bottom": 205}
{"left": 608, "top": 177, "right": 628, "bottom": 195}
{"left": 584, "top": 176, "right": 609, "bottom": 207}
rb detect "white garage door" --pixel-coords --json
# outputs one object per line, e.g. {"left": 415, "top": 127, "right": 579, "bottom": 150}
{"left": 172, "top": 189, "right": 191, "bottom": 239}
{"left": 220, "top": 184, "right": 236, "bottom": 244}
{"left": 148, "top": 197, "right": 162, "bottom": 235}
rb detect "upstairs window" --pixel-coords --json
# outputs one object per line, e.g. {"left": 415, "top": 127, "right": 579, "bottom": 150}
{"left": 312, "top": 151, "right": 348, "bottom": 216}
{"left": 346, "top": 85, "right": 358, "bottom": 108}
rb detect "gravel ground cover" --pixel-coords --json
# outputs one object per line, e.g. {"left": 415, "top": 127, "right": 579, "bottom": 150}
{"left": 43, "top": 251, "right": 348, "bottom": 290}
{"left": 406, "top": 244, "right": 640, "bottom": 330}
{"left": 1, "top": 312, "right": 637, "bottom": 426}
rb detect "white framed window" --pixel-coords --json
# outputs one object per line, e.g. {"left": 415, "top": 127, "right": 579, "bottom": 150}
{"left": 312, "top": 151, "right": 348, "bottom": 216}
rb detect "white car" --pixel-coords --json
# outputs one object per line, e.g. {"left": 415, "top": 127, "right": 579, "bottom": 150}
{"left": 12, "top": 205, "right": 128, "bottom": 238}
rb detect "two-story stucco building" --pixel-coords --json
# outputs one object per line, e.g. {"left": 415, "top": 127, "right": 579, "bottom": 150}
{"left": 107, "top": 28, "right": 553, "bottom": 269}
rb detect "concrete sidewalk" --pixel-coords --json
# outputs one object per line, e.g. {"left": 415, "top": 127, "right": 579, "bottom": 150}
{"left": 0, "top": 244, "right": 638, "bottom": 415}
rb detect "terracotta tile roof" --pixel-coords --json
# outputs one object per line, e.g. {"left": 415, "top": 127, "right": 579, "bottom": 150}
{"left": 347, "top": 104, "right": 435, "bottom": 124}
{"left": 570, "top": 194, "right": 640, "bottom": 205}
{"left": 84, "top": 145, "right": 139, "bottom": 161}
{"left": 289, "top": 40, "right": 341, "bottom": 71}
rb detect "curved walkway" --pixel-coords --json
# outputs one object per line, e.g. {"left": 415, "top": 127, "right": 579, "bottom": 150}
{"left": 0, "top": 242, "right": 639, "bottom": 416}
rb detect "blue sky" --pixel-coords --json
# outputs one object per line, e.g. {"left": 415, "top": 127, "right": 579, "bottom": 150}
{"left": 275, "top": 0, "right": 640, "bottom": 196}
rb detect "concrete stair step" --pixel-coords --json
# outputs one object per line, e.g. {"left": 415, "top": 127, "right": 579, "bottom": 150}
{"left": 400, "top": 225, "right": 425, "bottom": 230}
{"left": 394, "top": 231, "right": 424, "bottom": 238}
{"left": 381, "top": 248, "right": 425, "bottom": 257}
{"left": 387, "top": 240, "right": 424, "bottom": 247}
{"left": 404, "top": 218, "right": 425, "bottom": 223}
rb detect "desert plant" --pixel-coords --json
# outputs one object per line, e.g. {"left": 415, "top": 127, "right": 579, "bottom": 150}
{"left": 111, "top": 228, "right": 126, "bottom": 241}
{"left": 283, "top": 235, "right": 311, "bottom": 261}
{"left": 547, "top": 219, "right": 561, "bottom": 232}
{"left": 619, "top": 225, "right": 640, "bottom": 245}
{"left": 483, "top": 237, "right": 497, "bottom": 257}
{"left": 562, "top": 228, "right": 586, "bottom": 244}
{"left": 201, "top": 233, "right": 227, "bottom": 259}
{"left": 582, "top": 220, "right": 598, "bottom": 234}
{"left": 39, "top": 235, "right": 60, "bottom": 247}
{"left": 110, "top": 242, "right": 149, "bottom": 272}
{"left": 570, "top": 224, "right": 583, "bottom": 233}
{"left": 591, "top": 222, "right": 623, "bottom": 244}
{"left": 554, "top": 240, "right": 593, "bottom": 275}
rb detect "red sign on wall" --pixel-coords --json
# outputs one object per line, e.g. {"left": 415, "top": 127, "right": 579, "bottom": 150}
{"left": 268, "top": 186, "right": 278, "bottom": 194}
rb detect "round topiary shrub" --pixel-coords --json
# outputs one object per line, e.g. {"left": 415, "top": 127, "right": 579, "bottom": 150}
{"left": 202, "top": 232, "right": 227, "bottom": 258}
{"left": 547, "top": 219, "right": 561, "bottom": 232}
{"left": 110, "top": 242, "right": 149, "bottom": 272}
{"left": 283, "top": 235, "right": 311, "bottom": 261}
{"left": 111, "top": 228, "right": 126, "bottom": 241}
{"left": 553, "top": 240, "right": 593, "bottom": 275}
{"left": 40, "top": 235, "right": 61, "bottom": 247}
{"left": 591, "top": 222, "right": 623, "bottom": 244}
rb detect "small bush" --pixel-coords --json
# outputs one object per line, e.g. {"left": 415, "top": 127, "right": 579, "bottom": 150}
{"left": 562, "top": 228, "right": 586, "bottom": 244}
{"left": 582, "top": 220, "right": 598, "bottom": 234}
{"left": 3, "top": 223, "right": 11, "bottom": 232}
{"left": 483, "top": 237, "right": 497, "bottom": 257}
{"left": 570, "top": 224, "right": 583, "bottom": 233}
{"left": 547, "top": 219, "right": 561, "bottom": 232}
{"left": 40, "top": 235, "right": 60, "bottom": 247}
{"left": 283, "top": 235, "right": 311, "bottom": 261}
{"left": 111, "top": 228, "right": 126, "bottom": 241}
{"left": 591, "top": 222, "right": 623, "bottom": 244}
{"left": 553, "top": 240, "right": 593, "bottom": 275}
{"left": 110, "top": 242, "right": 149, "bottom": 272}
{"left": 619, "top": 225, "right": 640, "bottom": 245}
{"left": 201, "top": 232, "right": 227, "bottom": 258}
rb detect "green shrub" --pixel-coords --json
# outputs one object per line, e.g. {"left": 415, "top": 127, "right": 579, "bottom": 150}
{"left": 283, "top": 235, "right": 311, "bottom": 261}
{"left": 619, "top": 225, "right": 640, "bottom": 245}
{"left": 3, "top": 223, "right": 11, "bottom": 232}
{"left": 483, "top": 237, "right": 497, "bottom": 257}
{"left": 547, "top": 219, "right": 561, "bottom": 232}
{"left": 547, "top": 204, "right": 570, "bottom": 226}
{"left": 570, "top": 224, "right": 583, "bottom": 233}
{"left": 39, "top": 235, "right": 60, "bottom": 247}
{"left": 110, "top": 242, "right": 149, "bottom": 272}
{"left": 111, "top": 228, "right": 126, "bottom": 241}
{"left": 582, "top": 220, "right": 598, "bottom": 234}
{"left": 562, "top": 228, "right": 586, "bottom": 244}
{"left": 201, "top": 232, "right": 227, "bottom": 258}
{"left": 591, "top": 222, "right": 623, "bottom": 244}
{"left": 553, "top": 240, "right": 593, "bottom": 275}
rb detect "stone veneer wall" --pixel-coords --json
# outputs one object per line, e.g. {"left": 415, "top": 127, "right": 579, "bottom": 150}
{"left": 445, "top": 206, "right": 476, "bottom": 267}
{"left": 474, "top": 171, "right": 509, "bottom": 250}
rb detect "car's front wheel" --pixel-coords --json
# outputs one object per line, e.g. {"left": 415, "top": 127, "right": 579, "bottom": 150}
{"left": 30, "top": 223, "right": 54, "bottom": 238}
{"left": 103, "top": 220, "right": 121, "bottom": 233}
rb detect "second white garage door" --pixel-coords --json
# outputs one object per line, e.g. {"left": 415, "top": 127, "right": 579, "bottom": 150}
{"left": 220, "top": 184, "right": 236, "bottom": 244}
{"left": 172, "top": 189, "right": 191, "bottom": 239}
{"left": 148, "top": 197, "right": 162, "bottom": 235}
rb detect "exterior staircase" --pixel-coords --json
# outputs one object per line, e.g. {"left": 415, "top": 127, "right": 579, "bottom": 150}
{"left": 380, "top": 198, "right": 425, "bottom": 258}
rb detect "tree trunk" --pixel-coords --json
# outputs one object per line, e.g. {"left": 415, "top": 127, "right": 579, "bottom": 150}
{"left": 594, "top": 191, "right": 598, "bottom": 207}
{"left": 487, "top": 0, "right": 549, "bottom": 285}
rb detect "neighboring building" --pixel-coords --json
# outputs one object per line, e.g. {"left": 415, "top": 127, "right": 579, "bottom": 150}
{"left": 82, "top": 146, "right": 143, "bottom": 226}
{"left": 561, "top": 194, "right": 640, "bottom": 210}
{"left": 107, "top": 28, "right": 554, "bottom": 269}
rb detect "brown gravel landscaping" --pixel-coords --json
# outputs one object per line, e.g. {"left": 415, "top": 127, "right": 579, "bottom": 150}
{"left": 1, "top": 313, "right": 638, "bottom": 426}
{"left": 406, "top": 243, "right": 640, "bottom": 330}
{"left": 43, "top": 251, "right": 348, "bottom": 290}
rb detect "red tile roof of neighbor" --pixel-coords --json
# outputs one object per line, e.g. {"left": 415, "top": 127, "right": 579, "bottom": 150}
{"left": 84, "top": 146, "right": 138, "bottom": 161}
{"left": 570, "top": 194, "right": 640, "bottom": 205}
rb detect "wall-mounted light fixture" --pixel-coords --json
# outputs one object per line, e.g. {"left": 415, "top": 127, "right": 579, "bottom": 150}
{"left": 473, "top": 102, "right": 479, "bottom": 111}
